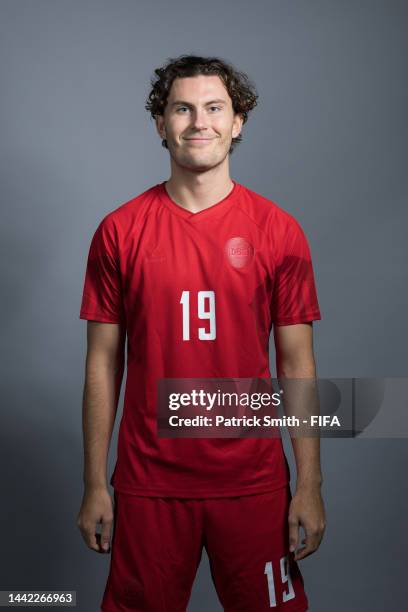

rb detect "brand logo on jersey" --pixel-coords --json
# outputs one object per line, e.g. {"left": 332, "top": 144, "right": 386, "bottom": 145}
{"left": 225, "top": 237, "right": 254, "bottom": 269}
{"left": 146, "top": 247, "right": 166, "bottom": 263}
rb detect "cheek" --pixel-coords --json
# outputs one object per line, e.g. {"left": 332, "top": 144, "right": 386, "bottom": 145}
{"left": 172, "top": 120, "right": 192, "bottom": 139}
{"left": 214, "top": 117, "right": 234, "bottom": 134}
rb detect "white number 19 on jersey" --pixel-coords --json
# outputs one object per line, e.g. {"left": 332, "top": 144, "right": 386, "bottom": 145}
{"left": 180, "top": 290, "right": 216, "bottom": 341}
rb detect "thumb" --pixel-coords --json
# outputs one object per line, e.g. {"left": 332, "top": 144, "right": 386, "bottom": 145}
{"left": 100, "top": 518, "right": 113, "bottom": 552}
{"left": 288, "top": 514, "right": 299, "bottom": 554}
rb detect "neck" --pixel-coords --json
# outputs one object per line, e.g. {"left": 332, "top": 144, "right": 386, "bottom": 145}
{"left": 164, "top": 161, "right": 234, "bottom": 213}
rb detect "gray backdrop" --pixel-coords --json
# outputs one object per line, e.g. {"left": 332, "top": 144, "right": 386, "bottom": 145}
{"left": 1, "top": 0, "right": 407, "bottom": 610}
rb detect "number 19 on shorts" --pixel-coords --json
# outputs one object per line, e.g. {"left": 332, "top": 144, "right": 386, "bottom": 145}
{"left": 265, "top": 556, "right": 295, "bottom": 607}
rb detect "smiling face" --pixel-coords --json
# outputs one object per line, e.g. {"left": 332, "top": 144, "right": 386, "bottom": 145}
{"left": 155, "top": 75, "right": 243, "bottom": 172}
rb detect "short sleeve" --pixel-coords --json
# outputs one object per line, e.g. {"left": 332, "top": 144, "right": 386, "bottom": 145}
{"left": 271, "top": 219, "right": 321, "bottom": 326}
{"left": 79, "top": 215, "right": 126, "bottom": 324}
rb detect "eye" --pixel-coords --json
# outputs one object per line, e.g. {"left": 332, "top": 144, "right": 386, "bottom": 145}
{"left": 176, "top": 106, "right": 189, "bottom": 113}
{"left": 209, "top": 106, "right": 222, "bottom": 112}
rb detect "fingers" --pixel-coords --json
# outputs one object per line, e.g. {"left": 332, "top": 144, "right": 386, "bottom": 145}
{"left": 76, "top": 514, "right": 114, "bottom": 554}
{"left": 77, "top": 520, "right": 101, "bottom": 553}
{"left": 100, "top": 517, "right": 113, "bottom": 552}
{"left": 76, "top": 489, "right": 114, "bottom": 554}
{"left": 77, "top": 522, "right": 112, "bottom": 554}
{"left": 293, "top": 523, "right": 325, "bottom": 561}
{"left": 288, "top": 515, "right": 299, "bottom": 555}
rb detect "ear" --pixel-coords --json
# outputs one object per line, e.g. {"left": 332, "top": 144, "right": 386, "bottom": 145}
{"left": 232, "top": 113, "right": 244, "bottom": 139}
{"left": 155, "top": 115, "right": 166, "bottom": 139}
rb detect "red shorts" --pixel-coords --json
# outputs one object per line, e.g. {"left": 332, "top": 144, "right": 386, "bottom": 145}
{"left": 101, "top": 485, "right": 308, "bottom": 611}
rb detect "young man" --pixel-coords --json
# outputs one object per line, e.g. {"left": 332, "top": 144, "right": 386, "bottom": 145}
{"left": 77, "top": 55, "right": 326, "bottom": 611}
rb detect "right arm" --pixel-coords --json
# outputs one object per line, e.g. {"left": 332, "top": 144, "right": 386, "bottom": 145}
{"left": 76, "top": 321, "right": 126, "bottom": 553}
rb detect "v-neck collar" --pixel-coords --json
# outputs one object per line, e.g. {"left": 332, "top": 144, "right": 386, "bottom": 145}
{"left": 158, "top": 180, "right": 240, "bottom": 222}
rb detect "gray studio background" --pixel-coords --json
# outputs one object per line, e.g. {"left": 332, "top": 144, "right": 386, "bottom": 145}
{"left": 1, "top": 0, "right": 407, "bottom": 610}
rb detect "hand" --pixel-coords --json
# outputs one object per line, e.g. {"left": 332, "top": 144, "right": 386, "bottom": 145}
{"left": 76, "top": 486, "right": 114, "bottom": 554}
{"left": 288, "top": 485, "right": 326, "bottom": 561}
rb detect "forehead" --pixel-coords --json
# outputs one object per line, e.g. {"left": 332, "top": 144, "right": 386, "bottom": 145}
{"left": 167, "top": 74, "right": 231, "bottom": 103}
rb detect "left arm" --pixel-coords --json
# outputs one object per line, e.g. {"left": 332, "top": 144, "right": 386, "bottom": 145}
{"left": 274, "top": 322, "right": 326, "bottom": 561}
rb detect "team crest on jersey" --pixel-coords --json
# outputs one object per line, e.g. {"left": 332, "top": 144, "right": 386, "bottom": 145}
{"left": 225, "top": 237, "right": 254, "bottom": 269}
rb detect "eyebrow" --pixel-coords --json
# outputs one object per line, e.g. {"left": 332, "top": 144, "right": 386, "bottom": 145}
{"left": 170, "top": 99, "right": 227, "bottom": 108}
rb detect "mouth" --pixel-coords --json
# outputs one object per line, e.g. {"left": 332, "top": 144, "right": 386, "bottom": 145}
{"left": 184, "top": 138, "right": 215, "bottom": 145}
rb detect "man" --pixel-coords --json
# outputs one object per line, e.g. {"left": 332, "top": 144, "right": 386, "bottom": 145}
{"left": 77, "top": 54, "right": 326, "bottom": 611}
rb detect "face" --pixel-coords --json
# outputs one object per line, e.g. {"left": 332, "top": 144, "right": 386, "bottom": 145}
{"left": 156, "top": 75, "right": 243, "bottom": 172}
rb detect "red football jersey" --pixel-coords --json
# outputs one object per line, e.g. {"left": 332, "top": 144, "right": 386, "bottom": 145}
{"left": 79, "top": 181, "right": 321, "bottom": 497}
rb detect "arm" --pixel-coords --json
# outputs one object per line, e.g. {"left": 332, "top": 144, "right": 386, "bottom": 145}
{"left": 82, "top": 321, "right": 126, "bottom": 488}
{"left": 273, "top": 322, "right": 326, "bottom": 560}
{"left": 77, "top": 321, "right": 126, "bottom": 553}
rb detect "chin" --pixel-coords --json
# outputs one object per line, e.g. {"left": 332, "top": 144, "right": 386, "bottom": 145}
{"left": 175, "top": 154, "right": 215, "bottom": 168}
{"left": 170, "top": 147, "right": 228, "bottom": 169}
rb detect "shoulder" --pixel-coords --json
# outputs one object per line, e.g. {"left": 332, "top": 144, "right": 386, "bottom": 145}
{"left": 94, "top": 183, "right": 162, "bottom": 238}
{"left": 237, "top": 183, "right": 304, "bottom": 238}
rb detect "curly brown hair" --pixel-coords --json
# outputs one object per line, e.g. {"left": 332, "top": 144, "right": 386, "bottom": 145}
{"left": 145, "top": 54, "right": 258, "bottom": 154}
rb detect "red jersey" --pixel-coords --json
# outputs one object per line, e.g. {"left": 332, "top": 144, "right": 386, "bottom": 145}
{"left": 79, "top": 181, "right": 321, "bottom": 497}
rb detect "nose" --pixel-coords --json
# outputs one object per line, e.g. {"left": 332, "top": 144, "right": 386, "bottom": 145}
{"left": 190, "top": 109, "right": 208, "bottom": 131}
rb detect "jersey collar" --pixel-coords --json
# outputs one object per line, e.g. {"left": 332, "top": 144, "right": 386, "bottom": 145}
{"left": 158, "top": 180, "right": 240, "bottom": 222}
